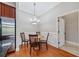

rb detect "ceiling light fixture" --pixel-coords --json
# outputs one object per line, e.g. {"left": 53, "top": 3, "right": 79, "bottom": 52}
{"left": 30, "top": 3, "right": 40, "bottom": 24}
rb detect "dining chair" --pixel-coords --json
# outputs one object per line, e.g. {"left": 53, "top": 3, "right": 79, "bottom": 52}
{"left": 20, "top": 32, "right": 29, "bottom": 47}
{"left": 40, "top": 33, "right": 49, "bottom": 50}
{"left": 29, "top": 34, "right": 40, "bottom": 55}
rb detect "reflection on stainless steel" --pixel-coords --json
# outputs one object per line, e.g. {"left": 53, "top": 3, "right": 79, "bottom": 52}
{"left": 0, "top": 16, "right": 15, "bottom": 57}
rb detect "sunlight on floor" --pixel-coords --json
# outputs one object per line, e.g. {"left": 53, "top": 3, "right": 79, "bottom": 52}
{"left": 60, "top": 43, "right": 79, "bottom": 56}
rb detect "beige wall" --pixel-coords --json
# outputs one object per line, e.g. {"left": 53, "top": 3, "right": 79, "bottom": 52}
{"left": 63, "top": 11, "right": 78, "bottom": 43}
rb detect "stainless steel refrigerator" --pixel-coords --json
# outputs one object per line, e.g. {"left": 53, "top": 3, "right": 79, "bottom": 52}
{"left": 0, "top": 17, "right": 16, "bottom": 57}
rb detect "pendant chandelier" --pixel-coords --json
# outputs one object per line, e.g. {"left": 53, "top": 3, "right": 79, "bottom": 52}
{"left": 30, "top": 3, "right": 40, "bottom": 24}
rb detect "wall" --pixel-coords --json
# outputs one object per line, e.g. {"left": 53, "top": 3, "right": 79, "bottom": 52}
{"left": 63, "top": 12, "right": 78, "bottom": 44}
{"left": 39, "top": 2, "right": 79, "bottom": 47}
{"left": 16, "top": 2, "right": 79, "bottom": 51}
{"left": 40, "top": 2, "right": 79, "bottom": 32}
{"left": 78, "top": 11, "right": 79, "bottom": 45}
{"left": 16, "top": 3, "right": 39, "bottom": 51}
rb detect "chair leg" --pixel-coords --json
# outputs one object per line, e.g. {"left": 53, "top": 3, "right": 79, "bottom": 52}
{"left": 21, "top": 42, "right": 23, "bottom": 48}
{"left": 46, "top": 43, "right": 48, "bottom": 50}
{"left": 27, "top": 41, "right": 28, "bottom": 47}
{"left": 30, "top": 46, "right": 31, "bottom": 55}
{"left": 39, "top": 43, "right": 40, "bottom": 50}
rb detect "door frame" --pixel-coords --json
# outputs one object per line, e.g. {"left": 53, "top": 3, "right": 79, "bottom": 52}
{"left": 57, "top": 16, "right": 65, "bottom": 48}
{"left": 57, "top": 9, "right": 79, "bottom": 48}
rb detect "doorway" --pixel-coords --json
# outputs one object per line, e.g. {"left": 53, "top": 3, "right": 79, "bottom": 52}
{"left": 58, "top": 11, "right": 79, "bottom": 56}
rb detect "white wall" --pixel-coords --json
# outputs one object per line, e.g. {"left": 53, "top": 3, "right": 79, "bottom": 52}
{"left": 40, "top": 2, "right": 79, "bottom": 32}
{"left": 16, "top": 3, "right": 39, "bottom": 51}
{"left": 78, "top": 11, "right": 79, "bottom": 45}
{"left": 16, "top": 2, "right": 79, "bottom": 51}
{"left": 39, "top": 2, "right": 79, "bottom": 48}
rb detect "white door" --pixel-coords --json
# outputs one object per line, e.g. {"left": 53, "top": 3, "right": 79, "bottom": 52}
{"left": 58, "top": 17, "right": 65, "bottom": 47}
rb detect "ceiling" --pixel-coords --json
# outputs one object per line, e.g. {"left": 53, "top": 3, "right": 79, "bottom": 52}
{"left": 18, "top": 2, "right": 60, "bottom": 17}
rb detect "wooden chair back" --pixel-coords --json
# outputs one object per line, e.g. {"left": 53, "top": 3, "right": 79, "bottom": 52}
{"left": 46, "top": 33, "right": 49, "bottom": 42}
{"left": 29, "top": 34, "right": 38, "bottom": 44}
{"left": 20, "top": 32, "right": 26, "bottom": 42}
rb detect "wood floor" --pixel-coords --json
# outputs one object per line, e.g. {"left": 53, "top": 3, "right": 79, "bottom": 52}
{"left": 7, "top": 44, "right": 77, "bottom": 57}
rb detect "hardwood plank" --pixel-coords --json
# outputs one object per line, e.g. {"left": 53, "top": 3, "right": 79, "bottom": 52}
{"left": 7, "top": 44, "right": 77, "bottom": 57}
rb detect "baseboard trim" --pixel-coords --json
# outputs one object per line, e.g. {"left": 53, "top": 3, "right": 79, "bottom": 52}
{"left": 66, "top": 41, "right": 79, "bottom": 47}
{"left": 48, "top": 41, "right": 58, "bottom": 48}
